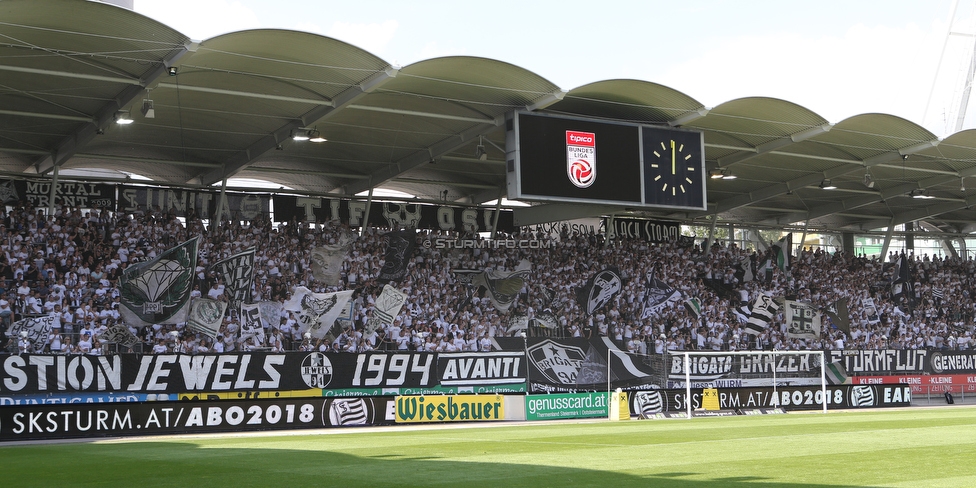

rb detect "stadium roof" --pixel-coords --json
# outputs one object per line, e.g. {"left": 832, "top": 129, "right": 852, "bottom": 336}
{"left": 4, "top": 0, "right": 976, "bottom": 236}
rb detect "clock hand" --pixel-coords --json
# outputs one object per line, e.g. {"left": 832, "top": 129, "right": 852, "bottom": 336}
{"left": 671, "top": 140, "right": 676, "bottom": 175}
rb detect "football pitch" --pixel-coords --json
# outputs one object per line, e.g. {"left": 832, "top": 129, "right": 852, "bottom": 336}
{"left": 2, "top": 406, "right": 975, "bottom": 487}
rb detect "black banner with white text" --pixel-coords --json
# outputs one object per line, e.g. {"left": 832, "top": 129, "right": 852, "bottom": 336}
{"left": 0, "top": 396, "right": 396, "bottom": 441}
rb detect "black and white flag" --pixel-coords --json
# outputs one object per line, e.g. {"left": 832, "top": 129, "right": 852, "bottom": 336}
{"left": 284, "top": 286, "right": 354, "bottom": 339}
{"left": 240, "top": 302, "right": 266, "bottom": 345}
{"left": 744, "top": 294, "right": 779, "bottom": 335}
{"left": 891, "top": 253, "right": 913, "bottom": 307}
{"left": 6, "top": 315, "right": 59, "bottom": 353}
{"left": 825, "top": 298, "right": 850, "bottom": 335}
{"left": 577, "top": 267, "right": 623, "bottom": 315}
{"left": 377, "top": 229, "right": 416, "bottom": 283}
{"left": 100, "top": 324, "right": 141, "bottom": 347}
{"left": 459, "top": 260, "right": 531, "bottom": 312}
{"left": 210, "top": 247, "right": 255, "bottom": 310}
{"left": 785, "top": 300, "right": 822, "bottom": 339}
{"left": 641, "top": 270, "right": 680, "bottom": 318}
{"left": 365, "top": 285, "right": 407, "bottom": 334}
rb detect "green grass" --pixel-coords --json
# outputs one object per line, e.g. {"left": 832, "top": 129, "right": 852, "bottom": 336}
{"left": 2, "top": 407, "right": 976, "bottom": 487}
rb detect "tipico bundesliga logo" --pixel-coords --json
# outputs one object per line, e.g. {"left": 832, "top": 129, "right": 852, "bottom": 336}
{"left": 566, "top": 130, "right": 596, "bottom": 188}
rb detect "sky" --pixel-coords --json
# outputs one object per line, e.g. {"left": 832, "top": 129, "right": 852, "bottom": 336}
{"left": 131, "top": 0, "right": 976, "bottom": 137}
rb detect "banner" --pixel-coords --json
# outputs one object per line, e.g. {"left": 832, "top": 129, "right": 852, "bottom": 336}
{"left": 0, "top": 179, "right": 115, "bottom": 208}
{"left": 118, "top": 237, "right": 199, "bottom": 328}
{"left": 272, "top": 196, "right": 514, "bottom": 232}
{"left": 118, "top": 185, "right": 269, "bottom": 220}
{"left": 665, "top": 352, "right": 823, "bottom": 388}
{"left": 377, "top": 229, "right": 416, "bottom": 283}
{"left": 284, "top": 287, "right": 354, "bottom": 339}
{"left": 395, "top": 394, "right": 504, "bottom": 423}
{"left": 525, "top": 392, "right": 608, "bottom": 420}
{"left": 437, "top": 352, "right": 526, "bottom": 386}
{"left": 210, "top": 248, "right": 255, "bottom": 310}
{"left": 0, "top": 396, "right": 396, "bottom": 441}
{"left": 851, "top": 374, "right": 976, "bottom": 394}
{"left": 603, "top": 218, "right": 681, "bottom": 242}
{"left": 630, "top": 384, "right": 912, "bottom": 415}
{"left": 525, "top": 337, "right": 660, "bottom": 393}
{"left": 827, "top": 349, "right": 929, "bottom": 375}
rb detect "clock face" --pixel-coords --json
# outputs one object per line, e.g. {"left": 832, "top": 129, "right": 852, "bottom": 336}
{"left": 642, "top": 127, "right": 705, "bottom": 209}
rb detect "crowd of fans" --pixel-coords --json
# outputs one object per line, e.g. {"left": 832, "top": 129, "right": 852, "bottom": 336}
{"left": 0, "top": 199, "right": 973, "bottom": 356}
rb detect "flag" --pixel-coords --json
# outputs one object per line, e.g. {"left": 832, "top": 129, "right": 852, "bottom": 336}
{"left": 784, "top": 300, "right": 822, "bottom": 339}
{"left": 334, "top": 299, "right": 356, "bottom": 330}
{"left": 772, "top": 234, "right": 792, "bottom": 271}
{"left": 309, "top": 230, "right": 357, "bottom": 286}
{"left": 210, "top": 247, "right": 255, "bottom": 310}
{"left": 6, "top": 315, "right": 58, "bottom": 353}
{"left": 365, "top": 285, "right": 407, "bottom": 334}
{"left": 186, "top": 298, "right": 228, "bottom": 338}
{"left": 891, "top": 253, "right": 913, "bottom": 305}
{"left": 684, "top": 297, "right": 702, "bottom": 320}
{"left": 825, "top": 298, "right": 850, "bottom": 335}
{"left": 377, "top": 229, "right": 416, "bottom": 283}
{"left": 932, "top": 289, "right": 945, "bottom": 305}
{"left": 240, "top": 302, "right": 266, "bottom": 345}
{"left": 760, "top": 258, "right": 773, "bottom": 283}
{"left": 825, "top": 361, "right": 848, "bottom": 385}
{"left": 738, "top": 256, "right": 754, "bottom": 283}
{"left": 284, "top": 286, "right": 355, "bottom": 339}
{"left": 100, "top": 324, "right": 141, "bottom": 347}
{"left": 641, "top": 269, "right": 681, "bottom": 317}
{"left": 507, "top": 311, "right": 529, "bottom": 334}
{"left": 744, "top": 294, "right": 779, "bottom": 335}
{"left": 258, "top": 301, "right": 284, "bottom": 332}
{"left": 862, "top": 297, "right": 880, "bottom": 324}
{"left": 0, "top": 180, "right": 19, "bottom": 204}
{"left": 577, "top": 267, "right": 623, "bottom": 315}
{"left": 469, "top": 260, "right": 531, "bottom": 312}
{"left": 119, "top": 237, "right": 199, "bottom": 328}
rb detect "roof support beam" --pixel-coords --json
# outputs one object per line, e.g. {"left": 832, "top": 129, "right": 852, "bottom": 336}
{"left": 0, "top": 64, "right": 141, "bottom": 85}
{"left": 340, "top": 120, "right": 501, "bottom": 196}
{"left": 716, "top": 124, "right": 832, "bottom": 168}
{"left": 340, "top": 89, "right": 565, "bottom": 197}
{"left": 195, "top": 66, "right": 400, "bottom": 186}
{"left": 704, "top": 138, "right": 940, "bottom": 217}
{"left": 346, "top": 105, "right": 496, "bottom": 124}
{"left": 0, "top": 109, "right": 93, "bottom": 123}
{"left": 766, "top": 164, "right": 976, "bottom": 226}
{"left": 850, "top": 193, "right": 976, "bottom": 231}
{"left": 31, "top": 44, "right": 194, "bottom": 175}
{"left": 155, "top": 83, "right": 335, "bottom": 106}
{"left": 669, "top": 107, "right": 710, "bottom": 127}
